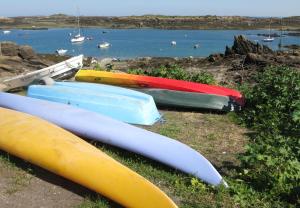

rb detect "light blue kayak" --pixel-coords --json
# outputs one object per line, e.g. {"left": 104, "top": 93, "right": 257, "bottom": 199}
{"left": 0, "top": 92, "right": 227, "bottom": 187}
{"left": 27, "top": 82, "right": 161, "bottom": 125}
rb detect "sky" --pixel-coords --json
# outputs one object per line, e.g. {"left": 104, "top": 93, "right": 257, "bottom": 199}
{"left": 0, "top": 0, "right": 299, "bottom": 17}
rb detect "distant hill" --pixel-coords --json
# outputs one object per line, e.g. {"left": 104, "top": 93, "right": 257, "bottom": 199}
{"left": 0, "top": 15, "right": 299, "bottom": 30}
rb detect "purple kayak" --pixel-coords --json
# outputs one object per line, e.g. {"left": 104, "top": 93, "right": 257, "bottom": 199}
{"left": 0, "top": 92, "right": 227, "bottom": 187}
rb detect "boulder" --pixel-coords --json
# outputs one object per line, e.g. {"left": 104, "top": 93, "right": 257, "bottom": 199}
{"left": 0, "top": 41, "right": 19, "bottom": 56}
{"left": 18, "top": 45, "right": 37, "bottom": 60}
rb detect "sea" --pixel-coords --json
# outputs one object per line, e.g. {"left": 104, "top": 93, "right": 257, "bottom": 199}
{"left": 0, "top": 28, "right": 299, "bottom": 59}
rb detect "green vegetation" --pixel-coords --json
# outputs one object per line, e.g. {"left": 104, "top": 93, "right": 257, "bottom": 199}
{"left": 233, "top": 66, "right": 300, "bottom": 207}
{"left": 128, "top": 65, "right": 215, "bottom": 85}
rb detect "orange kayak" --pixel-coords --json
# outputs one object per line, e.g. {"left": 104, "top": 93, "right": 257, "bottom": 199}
{"left": 75, "top": 70, "right": 244, "bottom": 106}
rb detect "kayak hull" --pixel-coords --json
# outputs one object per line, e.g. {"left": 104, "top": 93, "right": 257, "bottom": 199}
{"left": 136, "top": 88, "right": 239, "bottom": 111}
{"left": 0, "top": 92, "right": 226, "bottom": 187}
{"left": 75, "top": 70, "right": 244, "bottom": 106}
{"left": 0, "top": 107, "right": 177, "bottom": 208}
{"left": 27, "top": 82, "right": 161, "bottom": 125}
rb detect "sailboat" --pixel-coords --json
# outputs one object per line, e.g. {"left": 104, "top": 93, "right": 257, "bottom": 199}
{"left": 70, "top": 10, "right": 85, "bottom": 43}
{"left": 263, "top": 18, "right": 274, "bottom": 42}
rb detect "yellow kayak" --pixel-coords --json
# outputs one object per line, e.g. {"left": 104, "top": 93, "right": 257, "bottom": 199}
{"left": 0, "top": 107, "right": 177, "bottom": 208}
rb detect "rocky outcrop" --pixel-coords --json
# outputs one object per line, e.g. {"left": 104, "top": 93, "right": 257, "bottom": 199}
{"left": 0, "top": 42, "right": 53, "bottom": 77}
{"left": 225, "top": 35, "right": 273, "bottom": 56}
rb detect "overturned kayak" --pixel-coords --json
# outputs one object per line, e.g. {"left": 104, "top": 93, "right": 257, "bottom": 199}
{"left": 136, "top": 88, "right": 240, "bottom": 111}
{"left": 0, "top": 55, "right": 83, "bottom": 91}
{"left": 27, "top": 82, "right": 161, "bottom": 125}
{"left": 75, "top": 69, "right": 244, "bottom": 106}
{"left": 0, "top": 92, "right": 227, "bottom": 187}
{"left": 0, "top": 107, "right": 177, "bottom": 208}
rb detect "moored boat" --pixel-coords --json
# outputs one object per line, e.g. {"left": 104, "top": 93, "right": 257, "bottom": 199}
{"left": 3, "top": 30, "right": 11, "bottom": 34}
{"left": 56, "top": 49, "right": 68, "bottom": 55}
{"left": 98, "top": 42, "right": 111, "bottom": 48}
{"left": 0, "top": 107, "right": 177, "bottom": 208}
{"left": 70, "top": 8, "right": 85, "bottom": 43}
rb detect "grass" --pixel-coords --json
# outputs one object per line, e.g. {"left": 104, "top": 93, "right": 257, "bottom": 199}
{"left": 76, "top": 110, "right": 248, "bottom": 208}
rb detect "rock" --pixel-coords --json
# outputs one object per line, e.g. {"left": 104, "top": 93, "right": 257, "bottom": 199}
{"left": 226, "top": 35, "right": 273, "bottom": 56}
{"left": 98, "top": 58, "right": 113, "bottom": 69}
{"left": 225, "top": 46, "right": 235, "bottom": 56}
{"left": 244, "top": 53, "right": 269, "bottom": 65}
{"left": 208, "top": 53, "right": 224, "bottom": 62}
{"left": 0, "top": 42, "right": 56, "bottom": 78}
{"left": 0, "top": 41, "right": 19, "bottom": 56}
{"left": 283, "top": 44, "right": 300, "bottom": 50}
{"left": 18, "top": 45, "right": 37, "bottom": 60}
{"left": 0, "top": 56, "right": 25, "bottom": 73}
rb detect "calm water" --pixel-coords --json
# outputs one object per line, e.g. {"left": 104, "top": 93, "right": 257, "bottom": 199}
{"left": 0, "top": 28, "right": 299, "bottom": 59}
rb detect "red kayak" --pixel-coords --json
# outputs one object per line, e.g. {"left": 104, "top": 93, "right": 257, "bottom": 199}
{"left": 75, "top": 70, "right": 245, "bottom": 106}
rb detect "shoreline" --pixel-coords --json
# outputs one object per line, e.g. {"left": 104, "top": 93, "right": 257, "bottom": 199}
{"left": 1, "top": 36, "right": 299, "bottom": 87}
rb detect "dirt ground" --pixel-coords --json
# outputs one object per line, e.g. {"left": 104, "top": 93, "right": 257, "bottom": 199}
{"left": 0, "top": 156, "right": 90, "bottom": 208}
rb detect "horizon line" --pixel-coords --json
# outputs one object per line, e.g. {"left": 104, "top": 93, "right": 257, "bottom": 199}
{"left": 4, "top": 14, "right": 299, "bottom": 18}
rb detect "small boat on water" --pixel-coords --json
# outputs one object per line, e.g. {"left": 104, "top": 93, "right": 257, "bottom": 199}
{"left": 263, "top": 18, "right": 274, "bottom": 42}
{"left": 0, "top": 55, "right": 83, "bottom": 91}
{"left": 98, "top": 42, "right": 110, "bottom": 48}
{"left": 3, "top": 30, "right": 11, "bottom": 34}
{"left": 262, "top": 37, "right": 274, "bottom": 42}
{"left": 0, "top": 107, "right": 177, "bottom": 208}
{"left": 0, "top": 92, "right": 227, "bottom": 187}
{"left": 70, "top": 9, "right": 85, "bottom": 43}
{"left": 56, "top": 49, "right": 68, "bottom": 55}
{"left": 71, "top": 34, "right": 85, "bottom": 43}
{"left": 135, "top": 88, "right": 239, "bottom": 111}
{"left": 27, "top": 81, "right": 161, "bottom": 125}
{"left": 194, "top": 44, "right": 200, "bottom": 49}
{"left": 75, "top": 70, "right": 245, "bottom": 106}
{"left": 171, "top": 41, "right": 176, "bottom": 46}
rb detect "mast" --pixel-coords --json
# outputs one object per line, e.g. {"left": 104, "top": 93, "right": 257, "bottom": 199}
{"left": 76, "top": 6, "right": 81, "bottom": 36}
{"left": 268, "top": 18, "right": 271, "bottom": 38}
{"left": 77, "top": 15, "right": 80, "bottom": 35}
{"left": 278, "top": 18, "right": 283, "bottom": 49}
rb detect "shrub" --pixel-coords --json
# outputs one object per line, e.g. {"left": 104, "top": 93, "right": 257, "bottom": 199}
{"left": 237, "top": 66, "right": 300, "bottom": 206}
